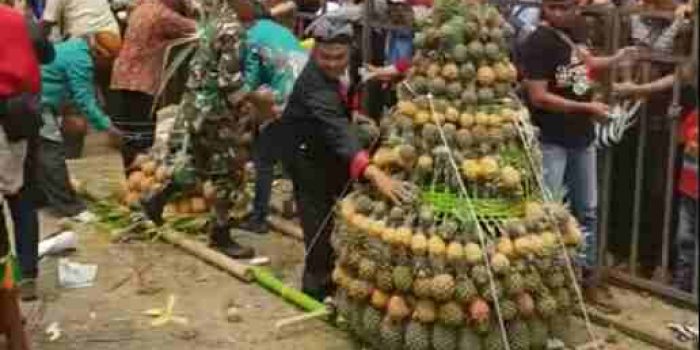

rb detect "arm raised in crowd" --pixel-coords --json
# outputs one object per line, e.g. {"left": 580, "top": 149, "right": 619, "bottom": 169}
{"left": 578, "top": 46, "right": 639, "bottom": 71}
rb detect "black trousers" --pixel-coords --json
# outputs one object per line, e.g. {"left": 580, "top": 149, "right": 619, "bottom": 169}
{"left": 285, "top": 150, "right": 348, "bottom": 301}
{"left": 0, "top": 135, "right": 40, "bottom": 282}
{"left": 110, "top": 90, "right": 156, "bottom": 171}
{"left": 36, "top": 138, "right": 86, "bottom": 217}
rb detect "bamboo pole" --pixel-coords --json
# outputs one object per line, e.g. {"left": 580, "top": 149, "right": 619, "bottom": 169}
{"left": 251, "top": 267, "right": 326, "bottom": 312}
{"left": 160, "top": 230, "right": 255, "bottom": 282}
{"left": 267, "top": 215, "right": 303, "bottom": 241}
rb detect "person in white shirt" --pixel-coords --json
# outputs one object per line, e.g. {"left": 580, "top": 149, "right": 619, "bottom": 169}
{"left": 42, "top": 0, "right": 119, "bottom": 39}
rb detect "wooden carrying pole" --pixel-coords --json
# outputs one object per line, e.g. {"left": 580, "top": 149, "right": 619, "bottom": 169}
{"left": 160, "top": 230, "right": 255, "bottom": 282}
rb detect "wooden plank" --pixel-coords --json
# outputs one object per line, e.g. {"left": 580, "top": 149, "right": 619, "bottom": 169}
{"left": 583, "top": 308, "right": 695, "bottom": 350}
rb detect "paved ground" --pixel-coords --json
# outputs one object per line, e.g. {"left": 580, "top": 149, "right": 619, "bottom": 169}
{"left": 8, "top": 133, "right": 696, "bottom": 350}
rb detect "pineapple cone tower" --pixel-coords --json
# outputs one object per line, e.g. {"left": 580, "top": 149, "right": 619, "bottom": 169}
{"left": 332, "top": 1, "right": 590, "bottom": 349}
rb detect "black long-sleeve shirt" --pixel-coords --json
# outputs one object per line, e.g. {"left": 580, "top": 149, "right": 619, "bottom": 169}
{"left": 279, "top": 58, "right": 368, "bottom": 180}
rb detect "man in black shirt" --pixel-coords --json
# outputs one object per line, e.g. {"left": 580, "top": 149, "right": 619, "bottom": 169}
{"left": 279, "top": 15, "right": 413, "bottom": 301}
{"left": 520, "top": 0, "right": 636, "bottom": 313}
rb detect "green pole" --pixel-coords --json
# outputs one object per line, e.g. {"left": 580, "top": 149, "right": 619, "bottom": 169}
{"left": 251, "top": 267, "right": 326, "bottom": 312}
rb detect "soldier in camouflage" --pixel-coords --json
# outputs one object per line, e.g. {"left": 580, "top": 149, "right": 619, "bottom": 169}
{"left": 141, "top": 0, "right": 263, "bottom": 259}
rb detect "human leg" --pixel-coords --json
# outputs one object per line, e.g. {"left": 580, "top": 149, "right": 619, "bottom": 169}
{"left": 672, "top": 196, "right": 697, "bottom": 292}
{"left": 240, "top": 126, "right": 276, "bottom": 233}
{"left": 112, "top": 90, "right": 155, "bottom": 171}
{"left": 35, "top": 138, "right": 86, "bottom": 217}
{"left": 287, "top": 157, "right": 336, "bottom": 301}
{"left": 565, "top": 145, "right": 598, "bottom": 271}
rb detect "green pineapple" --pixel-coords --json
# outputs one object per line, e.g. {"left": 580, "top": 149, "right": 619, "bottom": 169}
{"left": 536, "top": 292, "right": 558, "bottom": 318}
{"left": 380, "top": 317, "right": 405, "bottom": 350}
{"left": 548, "top": 314, "right": 572, "bottom": 342}
{"left": 499, "top": 299, "right": 518, "bottom": 321}
{"left": 349, "top": 299, "right": 365, "bottom": 336}
{"left": 458, "top": 327, "right": 483, "bottom": 350}
{"left": 528, "top": 317, "right": 549, "bottom": 350}
{"left": 376, "top": 266, "right": 395, "bottom": 292}
{"left": 483, "top": 323, "right": 506, "bottom": 350}
{"left": 438, "top": 301, "right": 464, "bottom": 327}
{"left": 471, "top": 265, "right": 490, "bottom": 286}
{"left": 432, "top": 324, "right": 459, "bottom": 350}
{"left": 455, "top": 274, "right": 478, "bottom": 305}
{"left": 507, "top": 319, "right": 531, "bottom": 350}
{"left": 479, "top": 281, "right": 503, "bottom": 303}
{"left": 335, "top": 289, "right": 352, "bottom": 321}
{"left": 362, "top": 304, "right": 383, "bottom": 346}
{"left": 546, "top": 270, "right": 566, "bottom": 289}
{"left": 554, "top": 287, "right": 572, "bottom": 311}
{"left": 393, "top": 264, "right": 414, "bottom": 293}
{"left": 405, "top": 321, "right": 432, "bottom": 350}
{"left": 523, "top": 270, "right": 543, "bottom": 293}
{"left": 504, "top": 271, "right": 525, "bottom": 296}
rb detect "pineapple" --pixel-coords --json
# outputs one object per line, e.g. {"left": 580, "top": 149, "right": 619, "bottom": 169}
{"left": 454, "top": 274, "right": 478, "bottom": 305}
{"left": 376, "top": 266, "right": 395, "bottom": 292}
{"left": 348, "top": 299, "right": 365, "bottom": 336}
{"left": 335, "top": 289, "right": 352, "bottom": 321}
{"left": 458, "top": 327, "right": 483, "bottom": 350}
{"left": 499, "top": 299, "right": 518, "bottom": 321}
{"left": 446, "top": 241, "right": 465, "bottom": 264}
{"left": 358, "top": 257, "right": 378, "bottom": 281}
{"left": 413, "top": 299, "right": 438, "bottom": 323}
{"left": 471, "top": 265, "right": 490, "bottom": 286}
{"left": 523, "top": 270, "right": 543, "bottom": 293}
{"left": 490, "top": 253, "right": 510, "bottom": 274}
{"left": 432, "top": 324, "right": 459, "bottom": 350}
{"left": 546, "top": 270, "right": 566, "bottom": 289}
{"left": 463, "top": 243, "right": 484, "bottom": 265}
{"left": 528, "top": 317, "right": 549, "bottom": 350}
{"left": 412, "top": 231, "right": 429, "bottom": 256}
{"left": 516, "top": 292, "right": 535, "bottom": 318}
{"left": 504, "top": 271, "right": 525, "bottom": 296}
{"left": 507, "top": 319, "right": 531, "bottom": 350}
{"left": 554, "top": 287, "right": 572, "bottom": 311}
{"left": 548, "top": 314, "right": 572, "bottom": 342}
{"left": 438, "top": 301, "right": 464, "bottom": 327}
{"left": 483, "top": 323, "right": 507, "bottom": 350}
{"left": 535, "top": 292, "right": 558, "bottom": 318}
{"left": 479, "top": 281, "right": 503, "bottom": 303}
{"left": 371, "top": 289, "right": 391, "bottom": 310}
{"left": 431, "top": 274, "right": 456, "bottom": 302}
{"left": 387, "top": 295, "right": 411, "bottom": 321}
{"left": 405, "top": 320, "right": 432, "bottom": 350}
{"left": 413, "top": 276, "right": 434, "bottom": 299}
{"left": 347, "top": 278, "right": 373, "bottom": 301}
{"left": 380, "top": 317, "right": 405, "bottom": 350}
{"left": 393, "top": 264, "right": 415, "bottom": 293}
{"left": 362, "top": 304, "right": 383, "bottom": 344}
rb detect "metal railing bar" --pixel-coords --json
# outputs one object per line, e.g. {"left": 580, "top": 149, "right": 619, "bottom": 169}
{"left": 597, "top": 10, "right": 617, "bottom": 273}
{"left": 628, "top": 62, "right": 650, "bottom": 278}
{"left": 659, "top": 65, "right": 684, "bottom": 282}
{"left": 606, "top": 268, "right": 698, "bottom": 307}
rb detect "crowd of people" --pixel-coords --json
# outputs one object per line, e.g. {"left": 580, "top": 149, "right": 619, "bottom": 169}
{"left": 0, "top": 0, "right": 697, "bottom": 344}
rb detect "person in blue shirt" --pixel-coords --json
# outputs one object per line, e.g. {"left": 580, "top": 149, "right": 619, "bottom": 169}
{"left": 235, "top": 0, "right": 308, "bottom": 234}
{"left": 37, "top": 34, "right": 121, "bottom": 222}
